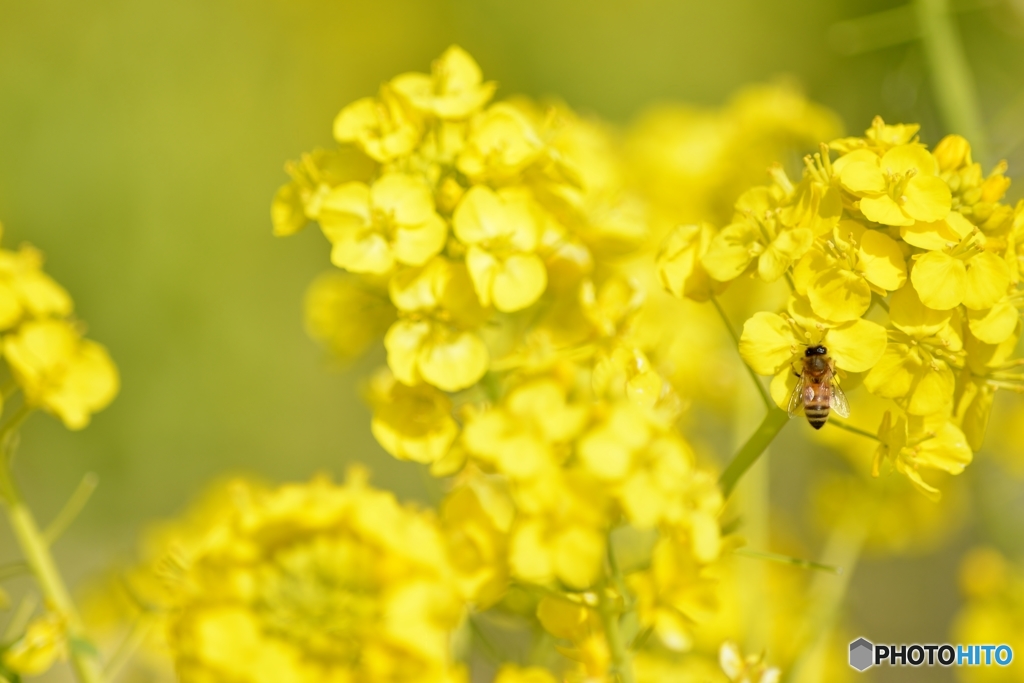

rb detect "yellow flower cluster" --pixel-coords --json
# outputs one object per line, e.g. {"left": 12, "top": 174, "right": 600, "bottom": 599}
{"left": 273, "top": 46, "right": 741, "bottom": 680}
{"left": 0, "top": 222, "right": 119, "bottom": 430}
{"left": 659, "top": 118, "right": 1023, "bottom": 498}
{"left": 124, "top": 470, "right": 467, "bottom": 683}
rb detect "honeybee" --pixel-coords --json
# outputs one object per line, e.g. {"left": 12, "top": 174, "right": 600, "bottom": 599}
{"left": 788, "top": 345, "right": 849, "bottom": 429}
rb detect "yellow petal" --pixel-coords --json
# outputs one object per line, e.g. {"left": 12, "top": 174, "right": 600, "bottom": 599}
{"left": 371, "top": 174, "right": 435, "bottom": 225}
{"left": 392, "top": 214, "right": 448, "bottom": 267}
{"left": 738, "top": 312, "right": 800, "bottom": 376}
{"left": 907, "top": 363, "right": 955, "bottom": 415}
{"left": 911, "top": 251, "right": 966, "bottom": 310}
{"left": 824, "top": 317, "right": 887, "bottom": 372}
{"left": 383, "top": 320, "right": 431, "bottom": 385}
{"left": 700, "top": 221, "right": 759, "bottom": 282}
{"left": 889, "top": 284, "right": 951, "bottom": 337}
{"left": 880, "top": 144, "right": 938, "bottom": 176}
{"left": 553, "top": 527, "right": 603, "bottom": 588}
{"left": 857, "top": 228, "right": 907, "bottom": 290}
{"left": 837, "top": 151, "right": 885, "bottom": 193}
{"left": 492, "top": 253, "right": 547, "bottom": 312}
{"left": 808, "top": 267, "right": 871, "bottom": 322}
{"left": 863, "top": 343, "right": 919, "bottom": 398}
{"left": 759, "top": 228, "right": 813, "bottom": 282}
{"left": 418, "top": 327, "right": 489, "bottom": 391}
{"left": 271, "top": 181, "right": 307, "bottom": 236}
{"left": 330, "top": 231, "right": 395, "bottom": 274}
{"left": 902, "top": 175, "right": 952, "bottom": 223}
{"left": 860, "top": 194, "right": 913, "bottom": 226}
{"left": 962, "top": 251, "right": 1010, "bottom": 311}
{"left": 967, "top": 301, "right": 1018, "bottom": 344}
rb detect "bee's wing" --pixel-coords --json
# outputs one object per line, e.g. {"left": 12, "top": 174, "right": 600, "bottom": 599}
{"left": 829, "top": 376, "right": 851, "bottom": 418}
{"left": 787, "top": 373, "right": 807, "bottom": 418}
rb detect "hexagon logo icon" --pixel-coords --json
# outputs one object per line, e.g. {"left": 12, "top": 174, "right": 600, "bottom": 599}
{"left": 849, "top": 638, "right": 874, "bottom": 671}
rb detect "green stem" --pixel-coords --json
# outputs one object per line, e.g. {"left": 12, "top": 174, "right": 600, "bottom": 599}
{"left": 599, "top": 543, "right": 635, "bottom": 683}
{"left": 719, "top": 408, "right": 789, "bottom": 499}
{"left": 828, "top": 420, "right": 878, "bottom": 441}
{"left": 0, "top": 420, "right": 106, "bottom": 683}
{"left": 915, "top": 0, "right": 989, "bottom": 162}
{"left": 710, "top": 296, "right": 772, "bottom": 410}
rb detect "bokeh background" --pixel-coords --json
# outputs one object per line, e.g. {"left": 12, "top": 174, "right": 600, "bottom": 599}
{"left": 1, "top": 0, "right": 1024, "bottom": 681}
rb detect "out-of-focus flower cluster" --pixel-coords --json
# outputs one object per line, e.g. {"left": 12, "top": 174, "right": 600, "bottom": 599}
{"left": 0, "top": 222, "right": 119, "bottom": 430}
{"left": 658, "top": 117, "right": 1023, "bottom": 499}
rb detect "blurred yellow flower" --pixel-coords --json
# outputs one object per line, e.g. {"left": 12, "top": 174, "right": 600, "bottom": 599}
{"left": 719, "top": 641, "right": 780, "bottom": 683}
{"left": 5, "top": 318, "right": 119, "bottom": 429}
{"left": 320, "top": 173, "right": 447, "bottom": 274}
{"left": 2, "top": 613, "right": 68, "bottom": 677}
{"left": 151, "top": 471, "right": 467, "bottom": 683}
{"left": 453, "top": 186, "right": 548, "bottom": 312}
{"left": 385, "top": 258, "right": 489, "bottom": 391}
{"left": 304, "top": 271, "right": 395, "bottom": 361}
{"left": 334, "top": 84, "right": 422, "bottom": 163}
{"left": 391, "top": 45, "right": 496, "bottom": 119}
{"left": 367, "top": 368, "right": 459, "bottom": 464}
{"left": 0, "top": 245, "right": 73, "bottom": 330}
{"left": 872, "top": 409, "right": 971, "bottom": 499}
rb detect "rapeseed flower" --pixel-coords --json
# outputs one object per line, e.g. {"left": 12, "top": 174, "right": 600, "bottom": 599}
{"left": 146, "top": 471, "right": 467, "bottom": 683}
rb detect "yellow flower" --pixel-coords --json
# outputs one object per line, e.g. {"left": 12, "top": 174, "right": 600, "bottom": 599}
{"left": 535, "top": 594, "right": 610, "bottom": 680}
{"left": 719, "top": 641, "right": 781, "bottom": 683}
{"left": 835, "top": 143, "right": 951, "bottom": 226}
{"left": 863, "top": 286, "right": 963, "bottom": 416}
{"left": 908, "top": 230, "right": 1010, "bottom": 311}
{"left": 333, "top": 84, "right": 422, "bottom": 162}
{"left": 319, "top": 173, "right": 447, "bottom": 274}
{"left": 391, "top": 45, "right": 496, "bottom": 119}
{"left": 738, "top": 303, "right": 886, "bottom": 409}
{"left": 457, "top": 103, "right": 545, "bottom": 184}
{"left": 792, "top": 219, "right": 907, "bottom": 322}
{"left": 154, "top": 471, "right": 466, "bottom": 683}
{"left": 2, "top": 613, "right": 67, "bottom": 677}
{"left": 0, "top": 245, "right": 73, "bottom": 330}
{"left": 656, "top": 222, "right": 722, "bottom": 301}
{"left": 303, "top": 272, "right": 395, "bottom": 361}
{"left": 462, "top": 378, "right": 588, "bottom": 480}
{"left": 271, "top": 148, "right": 377, "bottom": 237}
{"left": 628, "top": 532, "right": 720, "bottom": 651}
{"left": 701, "top": 187, "right": 814, "bottom": 283}
{"left": 453, "top": 186, "right": 548, "bottom": 312}
{"left": 4, "top": 319, "right": 119, "bottom": 429}
{"left": 577, "top": 402, "right": 718, "bottom": 536}
{"left": 591, "top": 345, "right": 677, "bottom": 414}
{"left": 957, "top": 320, "right": 1024, "bottom": 450}
{"left": 441, "top": 477, "right": 512, "bottom": 607}
{"left": 872, "top": 409, "right": 971, "bottom": 500}
{"left": 509, "top": 470, "right": 608, "bottom": 589}
{"left": 367, "top": 368, "right": 458, "bottom": 464}
{"left": 385, "top": 258, "right": 489, "bottom": 392}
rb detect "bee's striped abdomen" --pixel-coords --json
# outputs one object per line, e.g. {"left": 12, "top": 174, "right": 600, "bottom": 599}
{"left": 804, "top": 381, "right": 830, "bottom": 429}
{"left": 804, "top": 402, "right": 830, "bottom": 430}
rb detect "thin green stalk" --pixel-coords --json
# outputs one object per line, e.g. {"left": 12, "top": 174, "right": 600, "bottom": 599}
{"left": 0, "top": 418, "right": 106, "bottom": 683}
{"left": 597, "top": 586, "right": 635, "bottom": 683}
{"left": 710, "top": 296, "right": 772, "bottom": 411}
{"left": 599, "top": 543, "right": 635, "bottom": 683}
{"left": 719, "top": 408, "right": 789, "bottom": 499}
{"left": 915, "top": 0, "right": 989, "bottom": 162}
{"left": 785, "top": 505, "right": 872, "bottom": 683}
{"left": 827, "top": 420, "right": 878, "bottom": 441}
{"left": 44, "top": 473, "right": 99, "bottom": 545}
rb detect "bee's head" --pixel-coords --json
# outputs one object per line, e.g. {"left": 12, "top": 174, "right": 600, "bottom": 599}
{"left": 805, "top": 345, "right": 828, "bottom": 357}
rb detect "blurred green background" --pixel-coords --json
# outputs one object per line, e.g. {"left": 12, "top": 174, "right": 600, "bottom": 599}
{"left": 1, "top": 1, "right": 1023, "bottom": 680}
